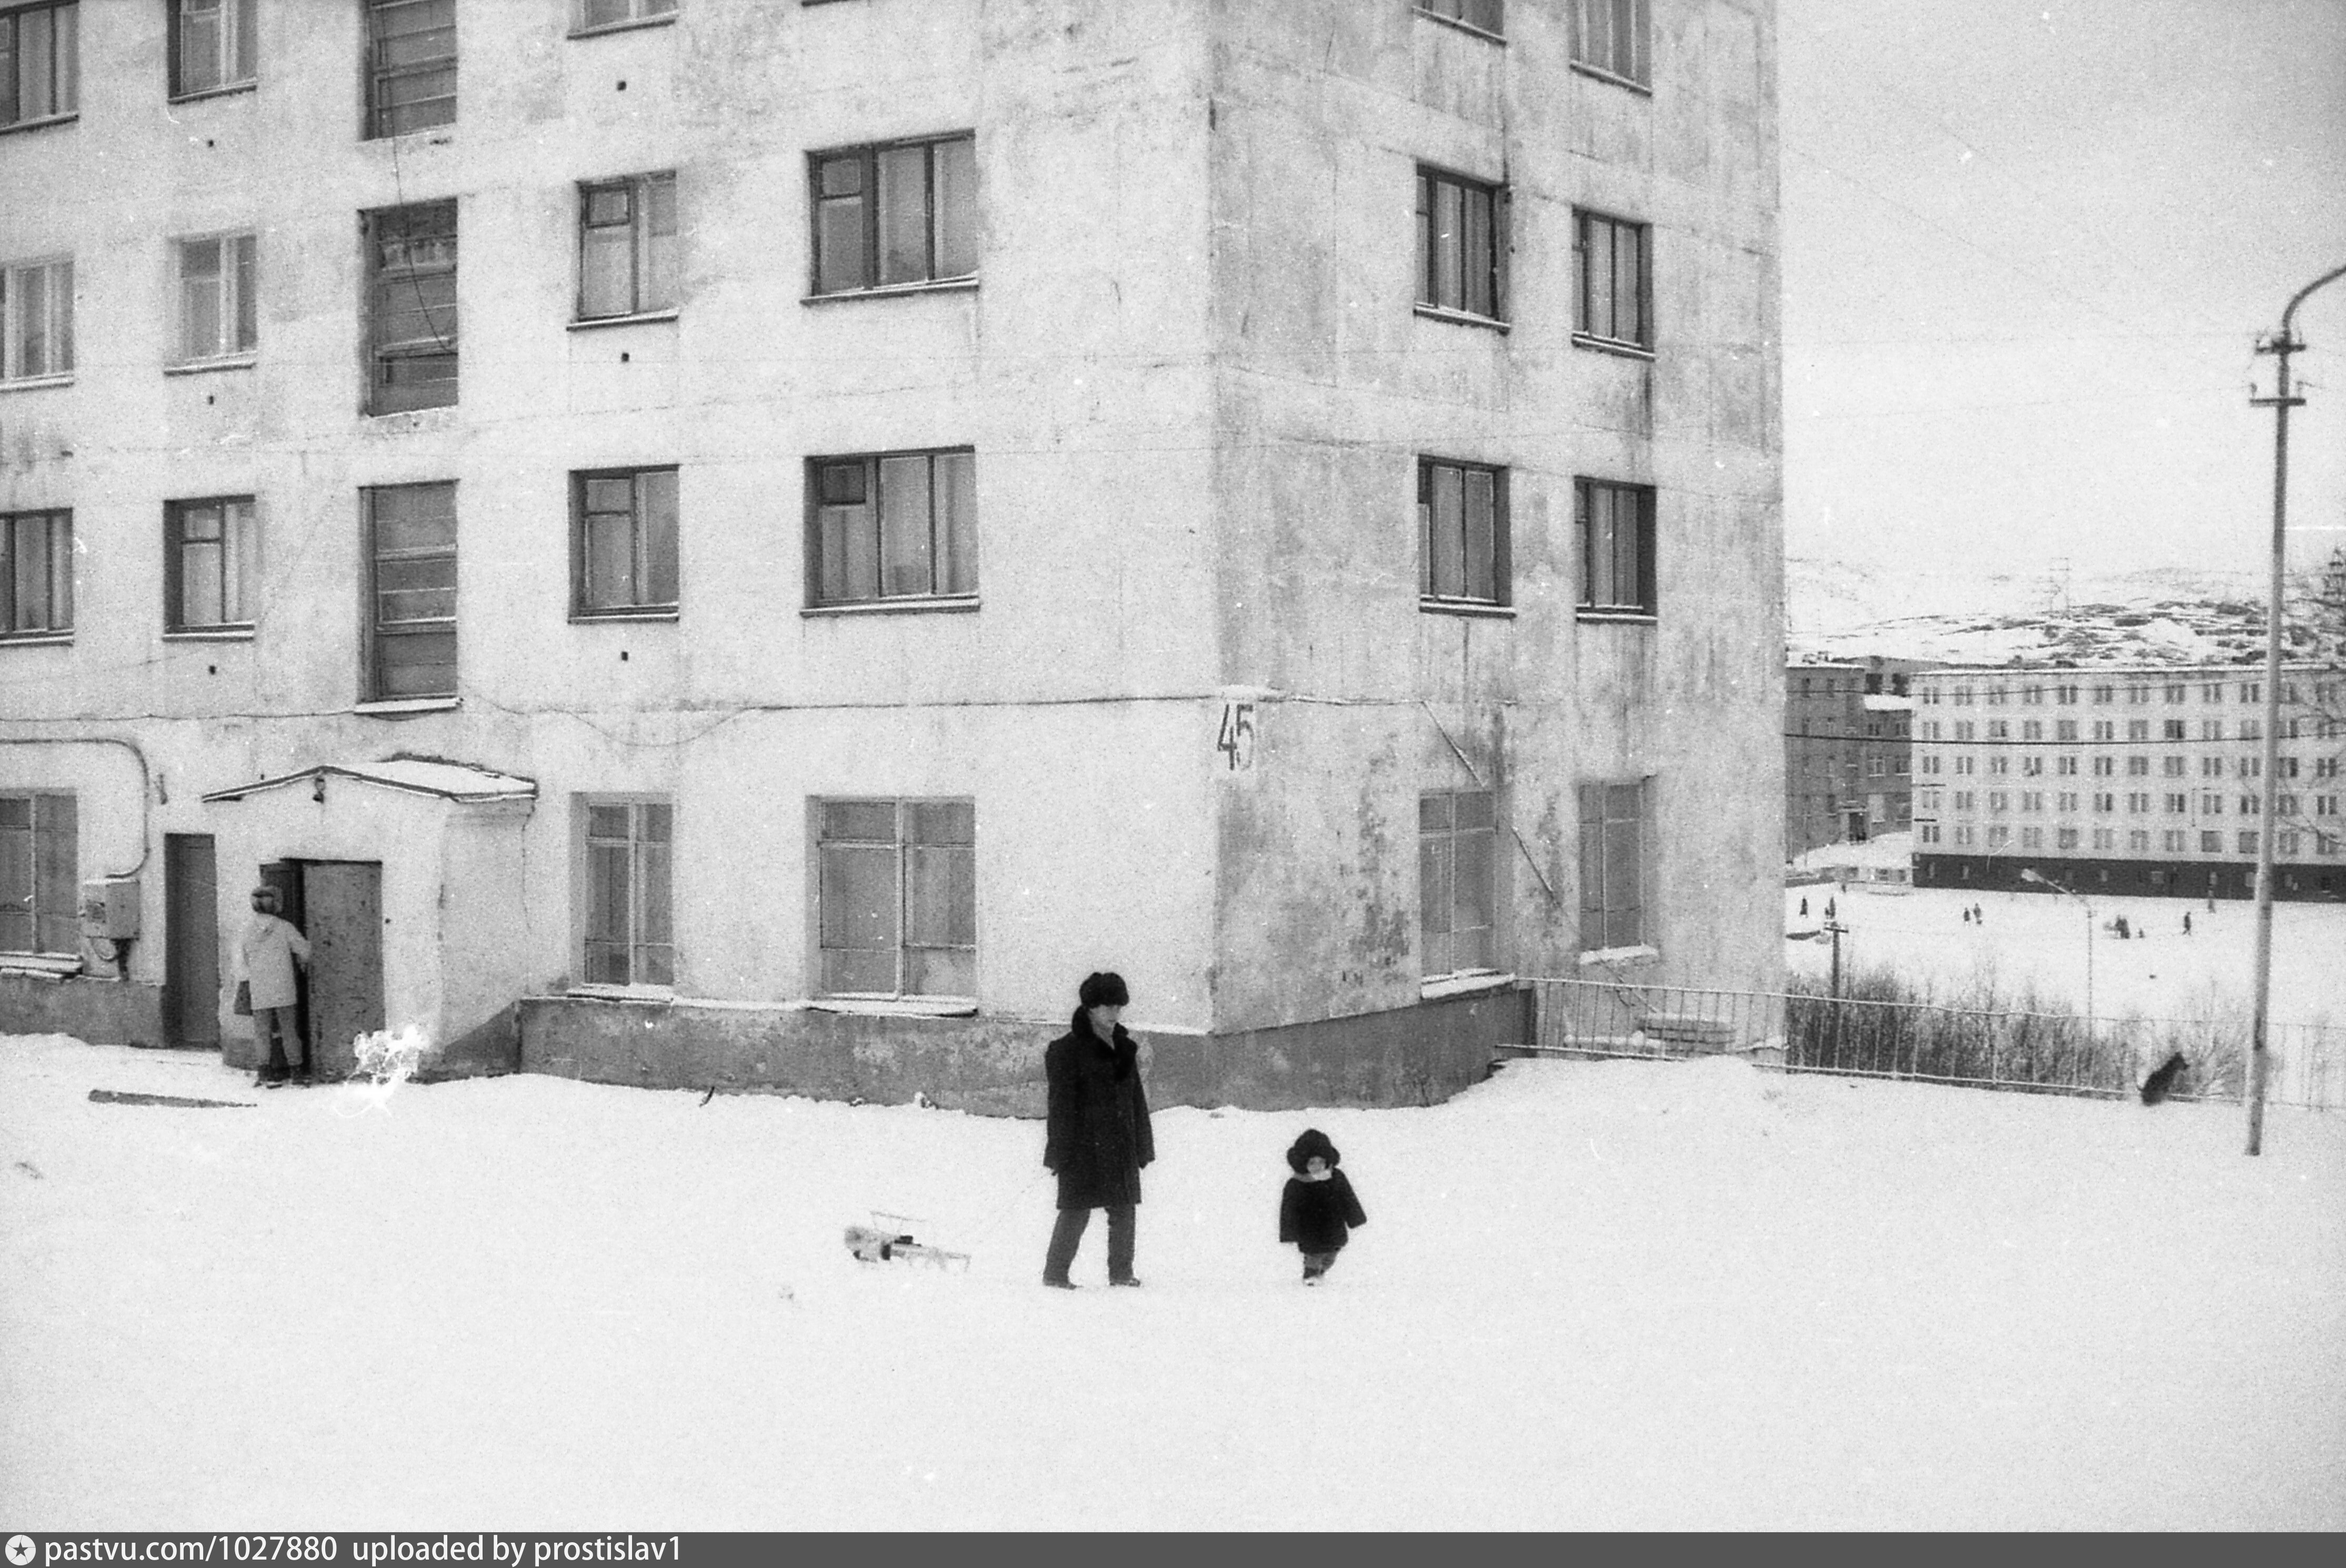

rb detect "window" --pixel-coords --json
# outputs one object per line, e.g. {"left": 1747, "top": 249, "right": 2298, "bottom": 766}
{"left": 2164, "top": 793, "right": 2188, "bottom": 815}
{"left": 2239, "top": 756, "right": 2261, "bottom": 778}
{"left": 2056, "top": 828, "right": 2079, "bottom": 850}
{"left": 2200, "top": 793, "right": 2224, "bottom": 816}
{"left": 2057, "top": 756, "right": 2078, "bottom": 776}
{"left": 1919, "top": 823, "right": 1940, "bottom": 845}
{"left": 165, "top": 498, "right": 255, "bottom": 631}
{"left": 2021, "top": 791, "right": 2043, "bottom": 812}
{"left": 2060, "top": 720, "right": 2082, "bottom": 741}
{"left": 2, "top": 257, "right": 71, "bottom": 380}
{"left": 2128, "top": 830, "right": 2150, "bottom": 851}
{"left": 1573, "top": 210, "right": 1648, "bottom": 348}
{"left": 1988, "top": 756, "right": 2009, "bottom": 776}
{"left": 1987, "top": 825, "right": 2011, "bottom": 849}
{"left": 581, "top": 799, "right": 672, "bottom": 988}
{"left": 1988, "top": 791, "right": 2008, "bottom": 813}
{"left": 2021, "top": 720, "right": 2042, "bottom": 741}
{"left": 578, "top": 173, "right": 677, "bottom": 319}
{"left": 2240, "top": 796, "right": 2260, "bottom": 816}
{"left": 2127, "top": 792, "right": 2150, "bottom": 813}
{"left": 2164, "top": 684, "right": 2186, "bottom": 703}
{"left": 2162, "top": 719, "right": 2185, "bottom": 740}
{"left": 1418, "top": 0, "right": 1502, "bottom": 33}
{"left": 2092, "top": 685, "right": 2114, "bottom": 704}
{"left": 2092, "top": 828, "right": 2116, "bottom": 851}
{"left": 2200, "top": 757, "right": 2224, "bottom": 779}
{"left": 2057, "top": 791, "right": 2079, "bottom": 813}
{"left": 1577, "top": 781, "right": 1647, "bottom": 952}
{"left": 809, "top": 135, "right": 977, "bottom": 296}
{"left": 816, "top": 799, "right": 975, "bottom": 999}
{"left": 2163, "top": 756, "right": 2185, "bottom": 777}
{"left": 1420, "top": 458, "right": 1507, "bottom": 607}
{"left": 1416, "top": 166, "right": 1503, "bottom": 320}
{"left": 1570, "top": 0, "right": 1647, "bottom": 84}
{"left": 171, "top": 0, "right": 254, "bottom": 97}
{"left": 2240, "top": 682, "right": 2261, "bottom": 703}
{"left": 0, "top": 1, "right": 75, "bottom": 127}
{"left": 2278, "top": 831, "right": 2299, "bottom": 857}
{"left": 364, "top": 481, "right": 456, "bottom": 700}
{"left": 1986, "top": 721, "right": 2009, "bottom": 740}
{"left": 1575, "top": 478, "right": 1655, "bottom": 616}
{"left": 2240, "top": 718, "right": 2263, "bottom": 742}
{"left": 2056, "top": 685, "right": 2079, "bottom": 704}
{"left": 806, "top": 449, "right": 976, "bottom": 607}
{"left": 2020, "top": 756, "right": 2042, "bottom": 777}
{"left": 2127, "top": 719, "right": 2150, "bottom": 741}
{"left": 174, "top": 234, "right": 256, "bottom": 363}
{"left": 1420, "top": 789, "right": 1498, "bottom": 978}
{"left": 2093, "top": 792, "right": 2116, "bottom": 813}
{"left": 0, "top": 791, "right": 74, "bottom": 956}
{"left": 0, "top": 509, "right": 70, "bottom": 636}
{"left": 2165, "top": 830, "right": 2187, "bottom": 852}
{"left": 2021, "top": 686, "right": 2043, "bottom": 706}
{"left": 576, "top": 0, "right": 675, "bottom": 29}
{"left": 366, "top": 0, "right": 455, "bottom": 139}
{"left": 2239, "top": 831, "right": 2260, "bottom": 856}
{"left": 367, "top": 200, "right": 457, "bottom": 413}
{"left": 1953, "top": 721, "right": 1974, "bottom": 741}
{"left": 2091, "top": 756, "right": 2114, "bottom": 777}
{"left": 574, "top": 468, "right": 678, "bottom": 616}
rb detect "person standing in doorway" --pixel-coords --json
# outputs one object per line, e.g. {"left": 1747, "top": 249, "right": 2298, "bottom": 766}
{"left": 1041, "top": 971, "right": 1155, "bottom": 1289}
{"left": 239, "top": 886, "right": 311, "bottom": 1087}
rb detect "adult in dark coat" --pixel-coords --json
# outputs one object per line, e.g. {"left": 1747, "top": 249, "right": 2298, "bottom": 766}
{"left": 1041, "top": 971, "right": 1155, "bottom": 1288}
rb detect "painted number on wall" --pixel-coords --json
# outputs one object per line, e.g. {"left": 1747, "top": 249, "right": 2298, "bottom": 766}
{"left": 1216, "top": 702, "right": 1258, "bottom": 773}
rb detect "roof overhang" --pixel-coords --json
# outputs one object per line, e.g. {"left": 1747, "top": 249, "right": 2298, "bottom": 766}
{"left": 202, "top": 758, "right": 538, "bottom": 806}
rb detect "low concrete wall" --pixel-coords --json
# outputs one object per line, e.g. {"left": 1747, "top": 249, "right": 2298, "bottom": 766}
{"left": 0, "top": 971, "right": 166, "bottom": 1048}
{"left": 516, "top": 985, "right": 1530, "bottom": 1115}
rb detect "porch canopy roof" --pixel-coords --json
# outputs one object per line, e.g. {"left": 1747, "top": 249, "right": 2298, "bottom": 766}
{"left": 201, "top": 758, "right": 537, "bottom": 806}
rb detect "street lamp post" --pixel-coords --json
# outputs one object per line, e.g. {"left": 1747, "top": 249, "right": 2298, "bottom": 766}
{"left": 2020, "top": 868, "right": 2093, "bottom": 1043}
{"left": 2247, "top": 262, "right": 2346, "bottom": 1157}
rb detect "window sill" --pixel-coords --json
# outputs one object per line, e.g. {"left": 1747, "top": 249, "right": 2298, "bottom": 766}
{"left": 0, "top": 632, "right": 73, "bottom": 648}
{"left": 1572, "top": 333, "right": 1656, "bottom": 361}
{"left": 364, "top": 402, "right": 459, "bottom": 425}
{"left": 1421, "top": 599, "right": 1515, "bottom": 619}
{"left": 802, "top": 597, "right": 979, "bottom": 618}
{"left": 808, "top": 996, "right": 978, "bottom": 1019}
{"left": 165, "top": 356, "right": 257, "bottom": 377}
{"left": 1571, "top": 61, "right": 1653, "bottom": 96}
{"left": 1576, "top": 610, "right": 1657, "bottom": 626}
{"left": 0, "top": 112, "right": 78, "bottom": 139}
{"left": 164, "top": 627, "right": 255, "bottom": 642}
{"left": 1579, "top": 945, "right": 1660, "bottom": 968}
{"left": 353, "top": 696, "right": 459, "bottom": 716}
{"left": 1413, "top": 304, "right": 1510, "bottom": 334}
{"left": 0, "top": 374, "right": 74, "bottom": 394}
{"left": 568, "top": 309, "right": 680, "bottom": 331}
{"left": 564, "top": 984, "right": 675, "bottom": 1004}
{"left": 0, "top": 956, "right": 81, "bottom": 978}
{"left": 568, "top": 14, "right": 679, "bottom": 41}
{"left": 168, "top": 83, "right": 257, "bottom": 106}
{"left": 1413, "top": 8, "right": 1506, "bottom": 45}
{"left": 1421, "top": 971, "right": 1516, "bottom": 1001}
{"left": 573, "top": 607, "right": 678, "bottom": 624}
{"left": 803, "top": 276, "right": 980, "bottom": 306}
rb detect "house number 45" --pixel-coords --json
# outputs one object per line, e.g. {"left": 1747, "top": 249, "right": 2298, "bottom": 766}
{"left": 1215, "top": 702, "right": 1258, "bottom": 772}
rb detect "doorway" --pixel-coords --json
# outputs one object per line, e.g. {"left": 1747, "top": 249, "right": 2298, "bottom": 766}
{"left": 163, "top": 834, "right": 219, "bottom": 1050}
{"left": 259, "top": 859, "right": 385, "bottom": 1080}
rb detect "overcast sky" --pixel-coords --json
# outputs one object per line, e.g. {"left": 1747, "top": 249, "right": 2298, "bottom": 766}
{"left": 1779, "top": 0, "right": 2346, "bottom": 593}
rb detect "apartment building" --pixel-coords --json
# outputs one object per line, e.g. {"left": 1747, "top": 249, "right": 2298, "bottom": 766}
{"left": 1784, "top": 655, "right": 1929, "bottom": 856}
{"left": 1910, "top": 665, "right": 2346, "bottom": 901}
{"left": 0, "top": 0, "right": 1783, "bottom": 1108}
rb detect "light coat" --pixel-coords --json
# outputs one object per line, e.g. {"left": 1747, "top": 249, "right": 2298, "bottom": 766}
{"left": 238, "top": 913, "right": 310, "bottom": 1011}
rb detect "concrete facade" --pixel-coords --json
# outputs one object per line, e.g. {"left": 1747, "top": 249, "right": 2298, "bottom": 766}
{"left": 1784, "top": 656, "right": 1930, "bottom": 857}
{"left": 1, "top": 1, "right": 1782, "bottom": 1107}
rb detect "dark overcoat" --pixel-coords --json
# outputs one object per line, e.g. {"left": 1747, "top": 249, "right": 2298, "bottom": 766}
{"left": 1043, "top": 1011, "right": 1155, "bottom": 1211}
{"left": 1279, "top": 1170, "right": 1367, "bottom": 1253}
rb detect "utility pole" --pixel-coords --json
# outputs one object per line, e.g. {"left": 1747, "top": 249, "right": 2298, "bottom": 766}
{"left": 1825, "top": 917, "right": 1849, "bottom": 1068}
{"left": 2247, "top": 262, "right": 2346, "bottom": 1157}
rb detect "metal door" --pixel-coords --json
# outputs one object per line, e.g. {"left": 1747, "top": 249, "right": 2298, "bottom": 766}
{"left": 298, "top": 861, "right": 385, "bottom": 1081}
{"left": 163, "top": 834, "right": 220, "bottom": 1050}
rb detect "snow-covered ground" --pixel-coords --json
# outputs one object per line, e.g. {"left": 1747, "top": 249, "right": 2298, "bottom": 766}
{"left": 4, "top": 1033, "right": 2341, "bottom": 1530}
{"left": 1785, "top": 883, "right": 2346, "bottom": 1032}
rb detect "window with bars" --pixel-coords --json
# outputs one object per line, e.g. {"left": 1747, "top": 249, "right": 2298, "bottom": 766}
{"left": 1415, "top": 166, "right": 1503, "bottom": 320}
{"left": 171, "top": 0, "right": 254, "bottom": 97}
{"left": 1, "top": 509, "right": 71, "bottom": 636}
{"left": 579, "top": 173, "right": 678, "bottom": 320}
{"left": 581, "top": 799, "right": 673, "bottom": 988}
{"left": 367, "top": 200, "right": 456, "bottom": 413}
{"left": 816, "top": 799, "right": 976, "bottom": 999}
{"left": 1417, "top": 1, "right": 1503, "bottom": 35}
{"left": 166, "top": 497, "right": 256, "bottom": 631}
{"left": 806, "top": 449, "right": 976, "bottom": 607}
{"left": 363, "top": 481, "right": 456, "bottom": 700}
{"left": 1576, "top": 478, "right": 1656, "bottom": 617}
{"left": 1573, "top": 210, "right": 1649, "bottom": 348}
{"left": 2, "top": 257, "right": 71, "bottom": 380}
{"left": 809, "top": 135, "right": 977, "bottom": 295}
{"left": 0, "top": 1, "right": 76, "bottom": 126}
{"left": 1417, "top": 457, "right": 1506, "bottom": 607}
{"left": 1570, "top": 0, "right": 1648, "bottom": 84}
{"left": 1420, "top": 789, "right": 1497, "bottom": 980}
{"left": 175, "top": 234, "right": 256, "bottom": 362}
{"left": 366, "top": 0, "right": 454, "bottom": 139}
{"left": 1578, "top": 780, "right": 1648, "bottom": 951}
{"left": 0, "top": 791, "right": 75, "bottom": 956}
{"left": 574, "top": 467, "right": 678, "bottom": 616}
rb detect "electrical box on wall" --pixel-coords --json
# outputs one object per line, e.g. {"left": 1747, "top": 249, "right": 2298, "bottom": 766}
{"left": 79, "top": 879, "right": 141, "bottom": 940}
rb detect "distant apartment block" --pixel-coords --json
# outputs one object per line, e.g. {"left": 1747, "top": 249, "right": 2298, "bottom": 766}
{"left": 1784, "top": 656, "right": 1932, "bottom": 857}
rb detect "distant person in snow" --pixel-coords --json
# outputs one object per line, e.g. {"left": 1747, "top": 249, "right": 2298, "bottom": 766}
{"left": 1041, "top": 971, "right": 1155, "bottom": 1289}
{"left": 1279, "top": 1128, "right": 1367, "bottom": 1285}
{"left": 1799, "top": 897, "right": 1809, "bottom": 919}
{"left": 2183, "top": 912, "right": 2193, "bottom": 936}
{"left": 1973, "top": 903, "right": 1983, "bottom": 924}
{"left": 1962, "top": 907, "right": 1971, "bottom": 924}
{"left": 238, "top": 886, "right": 311, "bottom": 1088}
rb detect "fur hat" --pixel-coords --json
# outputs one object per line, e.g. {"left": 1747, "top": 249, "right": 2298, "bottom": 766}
{"left": 1286, "top": 1128, "right": 1340, "bottom": 1174}
{"left": 1078, "top": 971, "right": 1130, "bottom": 1009}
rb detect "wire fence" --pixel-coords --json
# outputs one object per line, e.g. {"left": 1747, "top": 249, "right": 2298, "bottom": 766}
{"left": 1523, "top": 976, "right": 2344, "bottom": 1110}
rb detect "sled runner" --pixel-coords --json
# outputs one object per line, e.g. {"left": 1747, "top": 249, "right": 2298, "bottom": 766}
{"left": 845, "top": 1211, "right": 971, "bottom": 1271}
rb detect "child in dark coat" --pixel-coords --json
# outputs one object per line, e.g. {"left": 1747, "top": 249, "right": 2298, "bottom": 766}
{"left": 1278, "top": 1128, "right": 1367, "bottom": 1285}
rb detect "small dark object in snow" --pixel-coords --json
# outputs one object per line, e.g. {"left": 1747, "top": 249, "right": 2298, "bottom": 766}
{"left": 845, "top": 1217, "right": 969, "bottom": 1271}
{"left": 89, "top": 1089, "right": 254, "bottom": 1110}
{"left": 2139, "top": 1052, "right": 2189, "bottom": 1106}
{"left": 699, "top": 1084, "right": 716, "bottom": 1106}
{"left": 13, "top": 1160, "right": 41, "bottom": 1180}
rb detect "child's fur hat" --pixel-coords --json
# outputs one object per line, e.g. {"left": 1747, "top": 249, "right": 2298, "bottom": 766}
{"left": 1286, "top": 1128, "right": 1340, "bottom": 1174}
